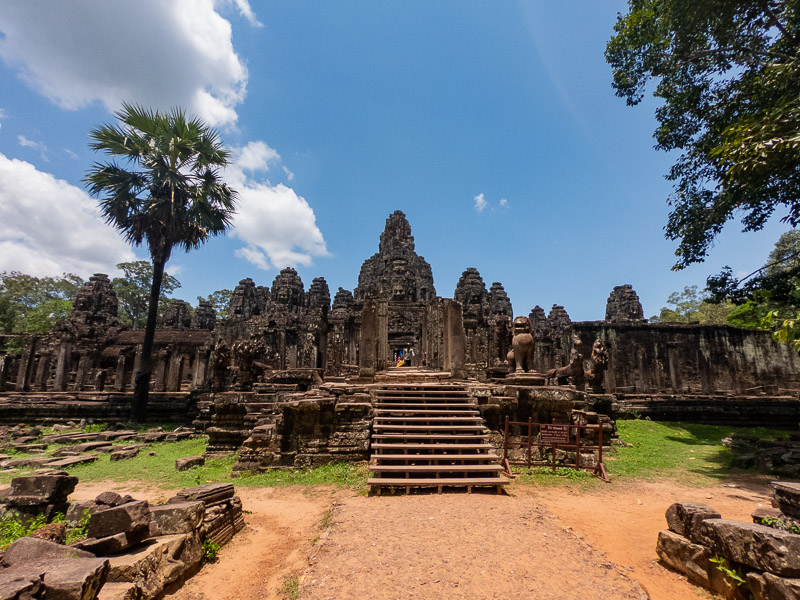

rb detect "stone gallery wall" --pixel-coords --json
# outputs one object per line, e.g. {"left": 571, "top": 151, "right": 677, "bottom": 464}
{"left": 572, "top": 321, "right": 800, "bottom": 394}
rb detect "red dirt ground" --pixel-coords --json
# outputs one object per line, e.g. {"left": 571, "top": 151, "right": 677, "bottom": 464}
{"left": 72, "top": 475, "right": 773, "bottom": 600}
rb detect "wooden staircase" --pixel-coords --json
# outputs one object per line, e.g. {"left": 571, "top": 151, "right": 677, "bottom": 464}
{"left": 368, "top": 383, "right": 509, "bottom": 494}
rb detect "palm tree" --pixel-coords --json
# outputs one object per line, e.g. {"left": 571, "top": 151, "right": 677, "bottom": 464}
{"left": 85, "top": 104, "right": 237, "bottom": 422}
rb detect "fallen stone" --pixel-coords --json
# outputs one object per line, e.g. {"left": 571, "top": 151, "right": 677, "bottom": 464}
{"left": 36, "top": 558, "right": 109, "bottom": 600}
{"left": 148, "top": 502, "right": 204, "bottom": 536}
{"left": 96, "top": 492, "right": 125, "bottom": 507}
{"left": 75, "top": 530, "right": 149, "bottom": 556}
{"left": 3, "top": 456, "right": 53, "bottom": 469}
{"left": 7, "top": 474, "right": 78, "bottom": 507}
{"left": 656, "top": 530, "right": 747, "bottom": 599}
{"left": 0, "top": 569, "right": 43, "bottom": 600}
{"left": 44, "top": 454, "right": 98, "bottom": 469}
{"left": 66, "top": 501, "right": 96, "bottom": 525}
{"left": 169, "top": 483, "right": 234, "bottom": 507}
{"left": 695, "top": 518, "right": 800, "bottom": 577}
{"left": 106, "top": 534, "right": 202, "bottom": 600}
{"left": 773, "top": 481, "right": 800, "bottom": 520}
{"left": 666, "top": 502, "right": 721, "bottom": 538}
{"left": 110, "top": 448, "right": 140, "bottom": 462}
{"left": 2, "top": 536, "right": 95, "bottom": 567}
{"left": 96, "top": 581, "right": 143, "bottom": 600}
{"left": 175, "top": 456, "right": 204, "bottom": 471}
{"left": 747, "top": 571, "right": 800, "bottom": 600}
{"left": 88, "top": 501, "right": 150, "bottom": 540}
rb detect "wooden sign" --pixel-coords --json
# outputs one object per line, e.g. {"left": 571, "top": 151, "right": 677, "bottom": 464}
{"left": 540, "top": 424, "right": 570, "bottom": 445}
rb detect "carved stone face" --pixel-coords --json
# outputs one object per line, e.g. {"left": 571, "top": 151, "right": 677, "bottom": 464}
{"left": 512, "top": 316, "right": 532, "bottom": 335}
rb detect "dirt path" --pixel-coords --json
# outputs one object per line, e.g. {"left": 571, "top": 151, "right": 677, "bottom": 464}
{"left": 72, "top": 476, "right": 774, "bottom": 600}
{"left": 529, "top": 475, "right": 773, "bottom": 600}
{"left": 301, "top": 491, "right": 646, "bottom": 600}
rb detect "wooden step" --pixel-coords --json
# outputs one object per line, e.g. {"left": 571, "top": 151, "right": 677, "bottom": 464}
{"left": 368, "top": 477, "right": 509, "bottom": 487}
{"left": 372, "top": 453, "right": 500, "bottom": 461}
{"left": 374, "top": 403, "right": 477, "bottom": 410}
{"left": 374, "top": 416, "right": 482, "bottom": 423}
{"left": 371, "top": 443, "right": 495, "bottom": 451}
{"left": 374, "top": 424, "right": 486, "bottom": 431}
{"left": 372, "top": 433, "right": 488, "bottom": 441}
{"left": 371, "top": 464, "right": 504, "bottom": 473}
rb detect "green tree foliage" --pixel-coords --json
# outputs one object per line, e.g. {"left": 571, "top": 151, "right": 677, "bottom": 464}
{"left": 197, "top": 289, "right": 232, "bottom": 319}
{"left": 606, "top": 1, "right": 800, "bottom": 269}
{"left": 651, "top": 285, "right": 735, "bottom": 324}
{"left": 0, "top": 271, "right": 83, "bottom": 334}
{"left": 111, "top": 261, "right": 181, "bottom": 328}
{"left": 85, "top": 104, "right": 236, "bottom": 421}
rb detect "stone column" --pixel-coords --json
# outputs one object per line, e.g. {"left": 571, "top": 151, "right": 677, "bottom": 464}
{"left": 15, "top": 337, "right": 37, "bottom": 392}
{"left": 73, "top": 353, "right": 92, "bottom": 391}
{"left": 0, "top": 354, "right": 11, "bottom": 391}
{"left": 114, "top": 353, "right": 129, "bottom": 392}
{"left": 34, "top": 354, "right": 51, "bottom": 391}
{"left": 154, "top": 349, "right": 170, "bottom": 392}
{"left": 167, "top": 354, "right": 184, "bottom": 392}
{"left": 193, "top": 347, "right": 210, "bottom": 389}
{"left": 359, "top": 301, "right": 378, "bottom": 377}
{"left": 131, "top": 345, "right": 142, "bottom": 388}
{"left": 53, "top": 341, "right": 72, "bottom": 392}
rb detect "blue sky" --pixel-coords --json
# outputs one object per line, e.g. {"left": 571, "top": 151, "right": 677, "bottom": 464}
{"left": 0, "top": 1, "right": 791, "bottom": 321}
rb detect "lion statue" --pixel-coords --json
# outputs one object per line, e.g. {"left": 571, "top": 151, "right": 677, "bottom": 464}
{"left": 506, "top": 316, "right": 535, "bottom": 373}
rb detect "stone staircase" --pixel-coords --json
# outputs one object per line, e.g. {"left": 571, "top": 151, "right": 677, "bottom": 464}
{"left": 367, "top": 382, "right": 509, "bottom": 494}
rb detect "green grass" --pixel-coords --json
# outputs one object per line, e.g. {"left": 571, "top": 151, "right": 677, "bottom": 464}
{"left": 609, "top": 420, "right": 785, "bottom": 485}
{"left": 280, "top": 574, "right": 300, "bottom": 600}
{"left": 0, "top": 436, "right": 369, "bottom": 490}
{"left": 507, "top": 420, "right": 788, "bottom": 488}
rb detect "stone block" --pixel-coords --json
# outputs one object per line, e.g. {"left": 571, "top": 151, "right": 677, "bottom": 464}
{"left": 106, "top": 533, "right": 202, "bottom": 600}
{"left": 774, "top": 482, "right": 800, "bottom": 520}
{"left": 2, "top": 537, "right": 94, "bottom": 567}
{"left": 175, "top": 456, "right": 205, "bottom": 471}
{"left": 0, "top": 569, "right": 43, "bottom": 600}
{"left": 666, "top": 502, "right": 722, "bottom": 538}
{"left": 74, "top": 529, "right": 149, "bottom": 556}
{"left": 44, "top": 455, "right": 97, "bottom": 469}
{"left": 148, "top": 501, "right": 203, "bottom": 536}
{"left": 695, "top": 518, "right": 800, "bottom": 577}
{"left": 2, "top": 558, "right": 109, "bottom": 600}
{"left": 8, "top": 474, "right": 78, "bottom": 507}
{"left": 96, "top": 492, "right": 126, "bottom": 507}
{"left": 747, "top": 571, "right": 800, "bottom": 600}
{"left": 88, "top": 501, "right": 150, "bottom": 540}
{"left": 656, "top": 530, "right": 749, "bottom": 600}
{"left": 110, "top": 448, "right": 140, "bottom": 462}
{"left": 97, "top": 582, "right": 143, "bottom": 600}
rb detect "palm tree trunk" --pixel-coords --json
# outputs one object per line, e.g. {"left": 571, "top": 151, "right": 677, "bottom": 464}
{"left": 131, "top": 254, "right": 166, "bottom": 422}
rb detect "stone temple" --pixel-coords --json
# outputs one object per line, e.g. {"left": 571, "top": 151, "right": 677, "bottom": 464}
{"left": 2, "top": 210, "right": 800, "bottom": 490}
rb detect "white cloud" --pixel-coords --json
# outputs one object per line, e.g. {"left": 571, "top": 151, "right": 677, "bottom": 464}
{"left": 64, "top": 149, "right": 79, "bottom": 160}
{"left": 0, "top": 108, "right": 6, "bottom": 130}
{"left": 0, "top": 0, "right": 251, "bottom": 127}
{"left": 499, "top": 198, "right": 508, "bottom": 207}
{"left": 474, "top": 193, "right": 487, "bottom": 213}
{"left": 282, "top": 166, "right": 295, "bottom": 181}
{"left": 225, "top": 148, "right": 328, "bottom": 270}
{"left": 17, "top": 135, "right": 48, "bottom": 161}
{"left": 225, "top": 0, "right": 263, "bottom": 27}
{"left": 233, "top": 141, "right": 281, "bottom": 173}
{"left": 0, "top": 153, "right": 135, "bottom": 277}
